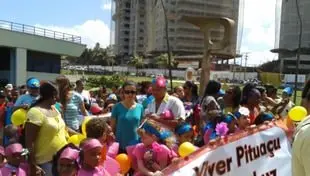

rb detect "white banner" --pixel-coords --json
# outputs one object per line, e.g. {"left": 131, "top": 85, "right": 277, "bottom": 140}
{"left": 167, "top": 126, "right": 292, "bottom": 176}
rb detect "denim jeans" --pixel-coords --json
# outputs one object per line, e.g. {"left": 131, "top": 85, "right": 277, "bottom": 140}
{"left": 39, "top": 162, "right": 53, "bottom": 176}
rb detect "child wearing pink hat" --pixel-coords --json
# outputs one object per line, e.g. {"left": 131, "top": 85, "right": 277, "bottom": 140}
{"left": 78, "top": 139, "right": 112, "bottom": 176}
{"left": 52, "top": 144, "right": 80, "bottom": 176}
{"left": 0, "top": 143, "right": 28, "bottom": 176}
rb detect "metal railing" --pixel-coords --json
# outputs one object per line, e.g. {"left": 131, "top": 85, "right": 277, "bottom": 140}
{"left": 0, "top": 20, "right": 82, "bottom": 44}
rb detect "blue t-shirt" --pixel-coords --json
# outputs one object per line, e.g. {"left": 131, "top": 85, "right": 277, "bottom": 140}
{"left": 63, "top": 92, "right": 83, "bottom": 130}
{"left": 14, "top": 94, "right": 38, "bottom": 107}
{"left": 112, "top": 103, "right": 144, "bottom": 150}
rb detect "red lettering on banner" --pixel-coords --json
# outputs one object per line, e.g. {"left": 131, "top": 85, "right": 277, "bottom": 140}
{"left": 193, "top": 157, "right": 232, "bottom": 176}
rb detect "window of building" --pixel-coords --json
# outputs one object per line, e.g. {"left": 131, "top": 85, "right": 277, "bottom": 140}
{"left": 139, "top": 29, "right": 144, "bottom": 33}
{"left": 138, "top": 44, "right": 144, "bottom": 48}
{"left": 125, "top": 2, "right": 130, "bottom": 8}
{"left": 124, "top": 46, "right": 129, "bottom": 49}
{"left": 139, "top": 37, "right": 144, "bottom": 40}
{"left": 124, "top": 24, "right": 130, "bottom": 28}
{"left": 140, "top": 21, "right": 144, "bottom": 25}
{"left": 0, "top": 47, "right": 10, "bottom": 70}
{"left": 27, "top": 50, "right": 61, "bottom": 73}
{"left": 124, "top": 31, "right": 129, "bottom": 35}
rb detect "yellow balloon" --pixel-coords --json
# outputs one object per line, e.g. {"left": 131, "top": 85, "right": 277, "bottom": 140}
{"left": 82, "top": 116, "right": 91, "bottom": 136}
{"left": 288, "top": 106, "right": 307, "bottom": 122}
{"left": 178, "top": 142, "right": 196, "bottom": 158}
{"left": 11, "top": 109, "right": 27, "bottom": 126}
{"left": 68, "top": 134, "right": 85, "bottom": 146}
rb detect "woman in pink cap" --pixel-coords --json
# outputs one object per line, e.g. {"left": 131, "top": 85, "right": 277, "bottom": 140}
{"left": 78, "top": 138, "right": 111, "bottom": 176}
{"left": 52, "top": 144, "right": 80, "bottom": 176}
{"left": 0, "top": 143, "right": 29, "bottom": 176}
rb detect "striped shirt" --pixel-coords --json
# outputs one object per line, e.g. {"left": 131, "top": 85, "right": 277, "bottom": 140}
{"left": 63, "top": 92, "right": 83, "bottom": 130}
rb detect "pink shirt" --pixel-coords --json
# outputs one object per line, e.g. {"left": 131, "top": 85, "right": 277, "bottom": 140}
{"left": 78, "top": 166, "right": 111, "bottom": 176}
{"left": 133, "top": 143, "right": 177, "bottom": 166}
{"left": 0, "top": 163, "right": 28, "bottom": 176}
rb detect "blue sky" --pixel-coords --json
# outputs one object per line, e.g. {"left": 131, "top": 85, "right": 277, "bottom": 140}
{"left": 0, "top": 0, "right": 279, "bottom": 66}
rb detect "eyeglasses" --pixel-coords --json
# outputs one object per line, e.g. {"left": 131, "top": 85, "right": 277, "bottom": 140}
{"left": 124, "top": 90, "right": 137, "bottom": 94}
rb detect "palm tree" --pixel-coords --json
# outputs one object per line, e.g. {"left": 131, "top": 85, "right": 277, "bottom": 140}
{"left": 129, "top": 55, "right": 144, "bottom": 75}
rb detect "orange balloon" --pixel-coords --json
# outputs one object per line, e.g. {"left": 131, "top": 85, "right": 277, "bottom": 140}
{"left": 115, "top": 153, "right": 131, "bottom": 174}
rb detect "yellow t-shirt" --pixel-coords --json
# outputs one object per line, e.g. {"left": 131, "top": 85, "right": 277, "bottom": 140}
{"left": 27, "top": 107, "right": 68, "bottom": 164}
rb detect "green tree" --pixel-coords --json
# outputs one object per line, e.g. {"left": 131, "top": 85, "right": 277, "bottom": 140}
{"left": 156, "top": 54, "right": 178, "bottom": 68}
{"left": 129, "top": 55, "right": 144, "bottom": 75}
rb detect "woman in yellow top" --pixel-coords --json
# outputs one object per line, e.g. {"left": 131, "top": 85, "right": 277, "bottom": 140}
{"left": 25, "top": 82, "right": 67, "bottom": 176}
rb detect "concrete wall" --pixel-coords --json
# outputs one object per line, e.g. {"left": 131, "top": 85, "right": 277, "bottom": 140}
{"left": 27, "top": 72, "right": 59, "bottom": 82}
{"left": 0, "top": 29, "right": 86, "bottom": 57}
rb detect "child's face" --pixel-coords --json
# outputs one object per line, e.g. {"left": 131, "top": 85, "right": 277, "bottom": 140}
{"left": 83, "top": 147, "right": 102, "bottom": 168}
{"left": 7, "top": 153, "right": 22, "bottom": 167}
{"left": 57, "top": 158, "right": 77, "bottom": 176}
{"left": 105, "top": 125, "right": 115, "bottom": 144}
{"left": 238, "top": 115, "right": 250, "bottom": 130}
{"left": 179, "top": 131, "right": 194, "bottom": 144}
{"left": 141, "top": 132, "right": 156, "bottom": 146}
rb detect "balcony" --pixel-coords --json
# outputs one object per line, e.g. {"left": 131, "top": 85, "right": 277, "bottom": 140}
{"left": 0, "top": 20, "right": 81, "bottom": 43}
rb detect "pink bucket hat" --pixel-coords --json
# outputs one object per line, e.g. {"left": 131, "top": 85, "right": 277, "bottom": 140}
{"left": 5, "top": 143, "right": 23, "bottom": 156}
{"left": 60, "top": 147, "right": 80, "bottom": 161}
{"left": 82, "top": 139, "right": 103, "bottom": 152}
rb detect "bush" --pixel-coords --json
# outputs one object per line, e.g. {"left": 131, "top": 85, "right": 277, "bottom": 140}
{"left": 86, "top": 75, "right": 124, "bottom": 89}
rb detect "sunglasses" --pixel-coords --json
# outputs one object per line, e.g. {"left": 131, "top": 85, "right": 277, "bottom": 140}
{"left": 124, "top": 90, "right": 137, "bottom": 94}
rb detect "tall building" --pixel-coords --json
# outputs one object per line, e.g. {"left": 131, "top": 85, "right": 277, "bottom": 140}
{"left": 113, "top": 0, "right": 146, "bottom": 58}
{"left": 113, "top": 0, "right": 239, "bottom": 59}
{"left": 279, "top": 0, "right": 310, "bottom": 74}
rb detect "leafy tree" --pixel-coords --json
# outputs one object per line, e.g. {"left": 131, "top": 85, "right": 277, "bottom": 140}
{"left": 129, "top": 55, "right": 144, "bottom": 74}
{"left": 155, "top": 54, "right": 178, "bottom": 68}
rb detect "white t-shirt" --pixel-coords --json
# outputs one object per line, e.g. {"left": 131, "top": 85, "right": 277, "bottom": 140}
{"left": 146, "top": 94, "right": 186, "bottom": 120}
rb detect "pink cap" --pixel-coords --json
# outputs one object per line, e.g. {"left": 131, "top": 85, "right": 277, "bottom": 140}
{"left": 60, "top": 147, "right": 80, "bottom": 160}
{"left": 82, "top": 139, "right": 103, "bottom": 152}
{"left": 5, "top": 143, "right": 23, "bottom": 156}
{"left": 153, "top": 76, "right": 167, "bottom": 88}
{"left": 0, "top": 146, "right": 4, "bottom": 156}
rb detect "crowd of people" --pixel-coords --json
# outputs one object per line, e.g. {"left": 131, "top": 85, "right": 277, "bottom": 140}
{"left": 0, "top": 75, "right": 308, "bottom": 176}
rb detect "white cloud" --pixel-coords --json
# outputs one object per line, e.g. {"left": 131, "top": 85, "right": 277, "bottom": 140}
{"left": 36, "top": 19, "right": 111, "bottom": 48}
{"left": 240, "top": 0, "right": 279, "bottom": 66}
{"left": 101, "top": 1, "right": 112, "bottom": 11}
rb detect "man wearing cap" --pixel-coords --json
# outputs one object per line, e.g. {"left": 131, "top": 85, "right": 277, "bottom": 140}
{"left": 146, "top": 76, "right": 186, "bottom": 128}
{"left": 13, "top": 78, "right": 40, "bottom": 112}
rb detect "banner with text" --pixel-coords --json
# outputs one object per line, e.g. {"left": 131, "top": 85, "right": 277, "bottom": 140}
{"left": 165, "top": 126, "right": 292, "bottom": 176}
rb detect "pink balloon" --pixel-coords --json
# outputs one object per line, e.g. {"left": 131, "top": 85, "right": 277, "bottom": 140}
{"left": 104, "top": 156, "right": 120, "bottom": 176}
{"left": 161, "top": 109, "right": 174, "bottom": 120}
{"left": 107, "top": 142, "right": 119, "bottom": 158}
